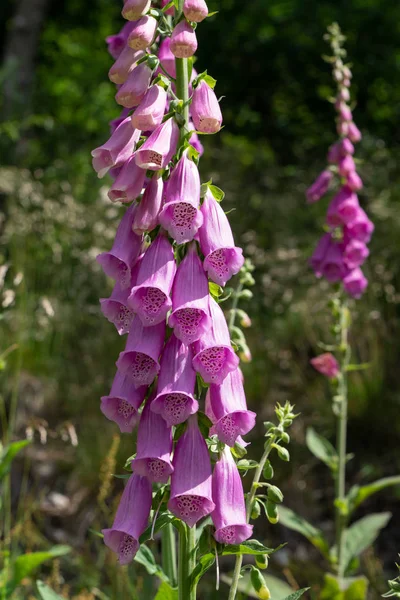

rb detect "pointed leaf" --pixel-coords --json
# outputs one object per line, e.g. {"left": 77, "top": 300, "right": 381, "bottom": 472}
{"left": 306, "top": 428, "right": 338, "bottom": 471}
{"left": 0, "top": 440, "right": 30, "bottom": 480}
{"left": 221, "top": 539, "right": 279, "bottom": 556}
{"left": 279, "top": 506, "right": 329, "bottom": 556}
{"left": 190, "top": 553, "right": 215, "bottom": 590}
{"left": 341, "top": 512, "right": 391, "bottom": 571}
{"left": 347, "top": 476, "right": 400, "bottom": 511}
{"left": 154, "top": 582, "right": 178, "bottom": 600}
{"left": 320, "top": 574, "right": 368, "bottom": 600}
{"left": 134, "top": 545, "right": 168, "bottom": 582}
{"left": 37, "top": 581, "right": 65, "bottom": 600}
{"left": 9, "top": 546, "right": 70, "bottom": 593}
{"left": 281, "top": 589, "right": 311, "bottom": 600}
{"left": 221, "top": 572, "right": 293, "bottom": 599}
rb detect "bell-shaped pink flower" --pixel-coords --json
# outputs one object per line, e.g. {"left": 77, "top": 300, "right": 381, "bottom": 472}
{"left": 122, "top": 0, "right": 151, "bottom": 21}
{"left": 152, "top": 334, "right": 198, "bottom": 426}
{"left": 337, "top": 120, "right": 349, "bottom": 137}
{"left": 326, "top": 186, "right": 360, "bottom": 227}
{"left": 110, "top": 108, "right": 131, "bottom": 135}
{"left": 342, "top": 239, "right": 369, "bottom": 270}
{"left": 106, "top": 22, "right": 135, "bottom": 59}
{"left": 337, "top": 103, "right": 352, "bottom": 122}
{"left": 168, "top": 415, "right": 215, "bottom": 527}
{"left": 183, "top": 0, "right": 208, "bottom": 22}
{"left": 343, "top": 267, "right": 368, "bottom": 298}
{"left": 211, "top": 446, "right": 253, "bottom": 544}
{"left": 100, "top": 257, "right": 142, "bottom": 335}
{"left": 344, "top": 207, "right": 374, "bottom": 243}
{"left": 158, "top": 37, "right": 176, "bottom": 78}
{"left": 131, "top": 396, "right": 174, "bottom": 483}
{"left": 135, "top": 118, "right": 180, "bottom": 171}
{"left": 310, "top": 234, "right": 346, "bottom": 282}
{"left": 162, "top": 0, "right": 174, "bottom": 14}
{"left": 207, "top": 369, "right": 256, "bottom": 447}
{"left": 116, "top": 63, "right": 153, "bottom": 109}
{"left": 159, "top": 154, "right": 203, "bottom": 242}
{"left": 127, "top": 15, "right": 158, "bottom": 50}
{"left": 199, "top": 190, "right": 244, "bottom": 286}
{"left": 191, "top": 80, "right": 222, "bottom": 134}
{"left": 169, "top": 243, "right": 211, "bottom": 344}
{"left": 101, "top": 370, "right": 146, "bottom": 432}
{"left": 128, "top": 232, "right": 176, "bottom": 325}
{"left": 348, "top": 122, "right": 362, "bottom": 143}
{"left": 131, "top": 85, "right": 168, "bottom": 131}
{"left": 170, "top": 21, "right": 198, "bottom": 58}
{"left": 341, "top": 138, "right": 355, "bottom": 155}
{"left": 109, "top": 46, "right": 145, "bottom": 85}
{"left": 97, "top": 205, "right": 143, "bottom": 289}
{"left": 133, "top": 175, "right": 164, "bottom": 234}
{"left": 108, "top": 155, "right": 146, "bottom": 203}
{"left": 102, "top": 474, "right": 152, "bottom": 564}
{"left": 310, "top": 353, "right": 339, "bottom": 379}
{"left": 310, "top": 233, "right": 331, "bottom": 277}
{"left": 338, "top": 154, "right": 356, "bottom": 177}
{"left": 306, "top": 169, "right": 333, "bottom": 203}
{"left": 116, "top": 316, "right": 165, "bottom": 388}
{"left": 91, "top": 117, "right": 140, "bottom": 179}
{"left": 346, "top": 171, "right": 363, "bottom": 191}
{"left": 192, "top": 297, "right": 239, "bottom": 384}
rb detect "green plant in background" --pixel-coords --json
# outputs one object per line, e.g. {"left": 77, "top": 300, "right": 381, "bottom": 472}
{"left": 383, "top": 558, "right": 400, "bottom": 599}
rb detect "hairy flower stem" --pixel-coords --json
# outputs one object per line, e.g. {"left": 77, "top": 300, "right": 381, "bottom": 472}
{"left": 335, "top": 300, "right": 351, "bottom": 581}
{"left": 162, "top": 525, "right": 177, "bottom": 587}
{"left": 228, "top": 439, "right": 275, "bottom": 600}
{"left": 178, "top": 523, "right": 197, "bottom": 600}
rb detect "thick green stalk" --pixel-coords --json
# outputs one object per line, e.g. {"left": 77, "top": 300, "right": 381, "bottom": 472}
{"left": 335, "top": 300, "right": 351, "bottom": 581}
{"left": 228, "top": 439, "right": 274, "bottom": 600}
{"left": 162, "top": 524, "right": 177, "bottom": 587}
{"left": 178, "top": 523, "right": 197, "bottom": 600}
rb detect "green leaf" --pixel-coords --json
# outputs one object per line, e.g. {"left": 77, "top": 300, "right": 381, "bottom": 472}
{"left": 320, "top": 574, "right": 368, "bottom": 600}
{"left": 9, "top": 546, "right": 70, "bottom": 594}
{"left": 209, "top": 184, "right": 225, "bottom": 202}
{"left": 221, "top": 572, "right": 293, "bottom": 599}
{"left": 139, "top": 513, "right": 175, "bottom": 544}
{"left": 37, "top": 581, "right": 65, "bottom": 600}
{"left": 306, "top": 427, "right": 338, "bottom": 471}
{"left": 221, "top": 539, "right": 278, "bottom": 557}
{"left": 341, "top": 512, "right": 391, "bottom": 572}
{"left": 209, "top": 281, "right": 223, "bottom": 299}
{"left": 203, "top": 74, "right": 217, "bottom": 89}
{"left": 281, "top": 589, "right": 311, "bottom": 600}
{"left": 134, "top": 545, "right": 168, "bottom": 583}
{"left": 237, "top": 459, "right": 259, "bottom": 471}
{"left": 0, "top": 439, "right": 30, "bottom": 480}
{"left": 197, "top": 410, "right": 213, "bottom": 438}
{"left": 347, "top": 476, "right": 400, "bottom": 511}
{"left": 279, "top": 506, "right": 329, "bottom": 556}
{"left": 190, "top": 553, "right": 215, "bottom": 589}
{"left": 154, "top": 582, "right": 178, "bottom": 600}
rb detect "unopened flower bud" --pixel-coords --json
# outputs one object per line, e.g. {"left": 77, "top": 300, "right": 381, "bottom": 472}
{"left": 266, "top": 500, "right": 279, "bottom": 524}
{"left": 347, "top": 122, "right": 362, "bottom": 143}
{"left": 255, "top": 555, "right": 269, "bottom": 570}
{"left": 127, "top": 15, "right": 158, "bottom": 50}
{"left": 251, "top": 499, "right": 261, "bottom": 520}
{"left": 183, "top": 0, "right": 209, "bottom": 22}
{"left": 170, "top": 21, "right": 198, "bottom": 58}
{"left": 191, "top": 80, "right": 223, "bottom": 134}
{"left": 263, "top": 460, "right": 274, "bottom": 480}
{"left": 122, "top": 0, "right": 151, "bottom": 21}
{"left": 310, "top": 353, "right": 339, "bottom": 379}
{"left": 251, "top": 568, "right": 271, "bottom": 599}
{"left": 267, "top": 485, "right": 283, "bottom": 504}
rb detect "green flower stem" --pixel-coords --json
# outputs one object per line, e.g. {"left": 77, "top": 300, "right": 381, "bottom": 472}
{"left": 228, "top": 282, "right": 244, "bottom": 333}
{"left": 335, "top": 300, "right": 351, "bottom": 581}
{"left": 178, "top": 523, "right": 197, "bottom": 600}
{"left": 162, "top": 524, "right": 177, "bottom": 587}
{"left": 228, "top": 438, "right": 275, "bottom": 600}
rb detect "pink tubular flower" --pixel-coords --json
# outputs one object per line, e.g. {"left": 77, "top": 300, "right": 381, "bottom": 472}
{"left": 133, "top": 175, "right": 164, "bottom": 234}
{"left": 108, "top": 155, "right": 146, "bottom": 203}
{"left": 183, "top": 0, "right": 209, "bottom": 22}
{"left": 100, "top": 370, "right": 147, "bottom": 433}
{"left": 343, "top": 267, "right": 368, "bottom": 298}
{"left": 127, "top": 15, "right": 158, "bottom": 50}
{"left": 348, "top": 122, "right": 362, "bottom": 143}
{"left": 337, "top": 120, "right": 349, "bottom": 137}
{"left": 100, "top": 282, "right": 135, "bottom": 335}
{"left": 152, "top": 334, "right": 198, "bottom": 426}
{"left": 131, "top": 85, "right": 168, "bottom": 131}
{"left": 170, "top": 21, "right": 198, "bottom": 58}
{"left": 207, "top": 369, "right": 256, "bottom": 446}
{"left": 128, "top": 232, "right": 176, "bottom": 325}
{"left": 158, "top": 37, "right": 176, "bottom": 78}
{"left": 109, "top": 47, "right": 145, "bottom": 85}
{"left": 116, "top": 63, "right": 153, "bottom": 109}
{"left": 102, "top": 474, "right": 152, "bottom": 564}
{"left": 192, "top": 297, "right": 239, "bottom": 384}
{"left": 342, "top": 238, "right": 369, "bottom": 270}
{"left": 116, "top": 316, "right": 165, "bottom": 388}
{"left": 310, "top": 353, "right": 339, "bottom": 379}
{"left": 168, "top": 415, "right": 215, "bottom": 527}
{"left": 211, "top": 446, "right": 253, "bottom": 544}
{"left": 135, "top": 118, "right": 180, "bottom": 171}
{"left": 106, "top": 22, "right": 135, "bottom": 59}
{"left": 169, "top": 243, "right": 211, "bottom": 344}
{"left": 159, "top": 154, "right": 203, "bottom": 242}
{"left": 344, "top": 207, "right": 374, "bottom": 243}
{"left": 326, "top": 186, "right": 360, "bottom": 227}
{"left": 306, "top": 169, "right": 333, "bottom": 203}
{"left": 122, "top": 0, "right": 151, "bottom": 21}
{"left": 310, "top": 234, "right": 346, "bottom": 282}
{"left": 199, "top": 190, "right": 244, "bottom": 286}
{"left": 97, "top": 204, "right": 143, "bottom": 289}
{"left": 110, "top": 108, "right": 131, "bottom": 135}
{"left": 162, "top": 0, "right": 174, "bottom": 14}
{"left": 131, "top": 396, "right": 174, "bottom": 483}
{"left": 188, "top": 121, "right": 204, "bottom": 155}
{"left": 338, "top": 154, "right": 356, "bottom": 177}
{"left": 341, "top": 138, "right": 355, "bottom": 155}
{"left": 346, "top": 171, "right": 363, "bottom": 191}
{"left": 337, "top": 103, "right": 352, "bottom": 122}
{"left": 91, "top": 117, "right": 140, "bottom": 179}
{"left": 191, "top": 80, "right": 222, "bottom": 134}
{"left": 310, "top": 233, "right": 331, "bottom": 276}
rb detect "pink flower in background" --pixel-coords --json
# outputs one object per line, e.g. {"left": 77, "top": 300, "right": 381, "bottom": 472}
{"left": 310, "top": 353, "right": 340, "bottom": 379}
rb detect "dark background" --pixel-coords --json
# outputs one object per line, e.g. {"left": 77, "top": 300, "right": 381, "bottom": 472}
{"left": 1, "top": 0, "right": 400, "bottom": 598}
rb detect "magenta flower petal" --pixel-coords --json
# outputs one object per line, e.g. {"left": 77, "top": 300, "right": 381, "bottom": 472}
{"left": 127, "top": 15, "right": 158, "bottom": 51}
{"left": 306, "top": 169, "right": 332, "bottom": 203}
{"left": 116, "top": 316, "right": 165, "bottom": 388}
{"left": 152, "top": 334, "right": 198, "bottom": 426}
{"left": 346, "top": 171, "right": 363, "bottom": 191}
{"left": 96, "top": 205, "right": 143, "bottom": 289}
{"left": 135, "top": 118, "right": 180, "bottom": 171}
{"left": 101, "top": 370, "right": 146, "bottom": 432}
{"left": 169, "top": 243, "right": 211, "bottom": 344}
{"left": 310, "top": 234, "right": 346, "bottom": 282}
{"left": 191, "top": 80, "right": 222, "bottom": 134}
{"left": 128, "top": 232, "right": 176, "bottom": 325}
{"left": 342, "top": 239, "right": 369, "bottom": 270}
{"left": 102, "top": 474, "right": 152, "bottom": 564}
{"left": 158, "top": 37, "right": 176, "bottom": 78}
{"left": 133, "top": 174, "right": 164, "bottom": 234}
{"left": 310, "top": 353, "right": 339, "bottom": 379}
{"left": 122, "top": 0, "right": 151, "bottom": 21}
{"left": 344, "top": 207, "right": 374, "bottom": 244}
{"left": 91, "top": 117, "right": 140, "bottom": 178}
{"left": 159, "top": 201, "right": 203, "bottom": 243}
{"left": 131, "top": 85, "right": 168, "bottom": 131}
{"left": 192, "top": 297, "right": 239, "bottom": 384}
{"left": 115, "top": 63, "right": 153, "bottom": 109}
{"left": 132, "top": 396, "right": 174, "bottom": 483}
{"left": 108, "top": 155, "right": 146, "bottom": 203}
{"left": 168, "top": 415, "right": 215, "bottom": 527}
{"left": 326, "top": 186, "right": 360, "bottom": 227}
{"left": 100, "top": 257, "right": 142, "bottom": 335}
{"left": 183, "top": 0, "right": 208, "bottom": 22}
{"left": 211, "top": 446, "right": 253, "bottom": 544}
{"left": 109, "top": 47, "right": 145, "bottom": 85}
{"left": 170, "top": 20, "right": 198, "bottom": 59}
{"left": 343, "top": 267, "right": 368, "bottom": 298}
